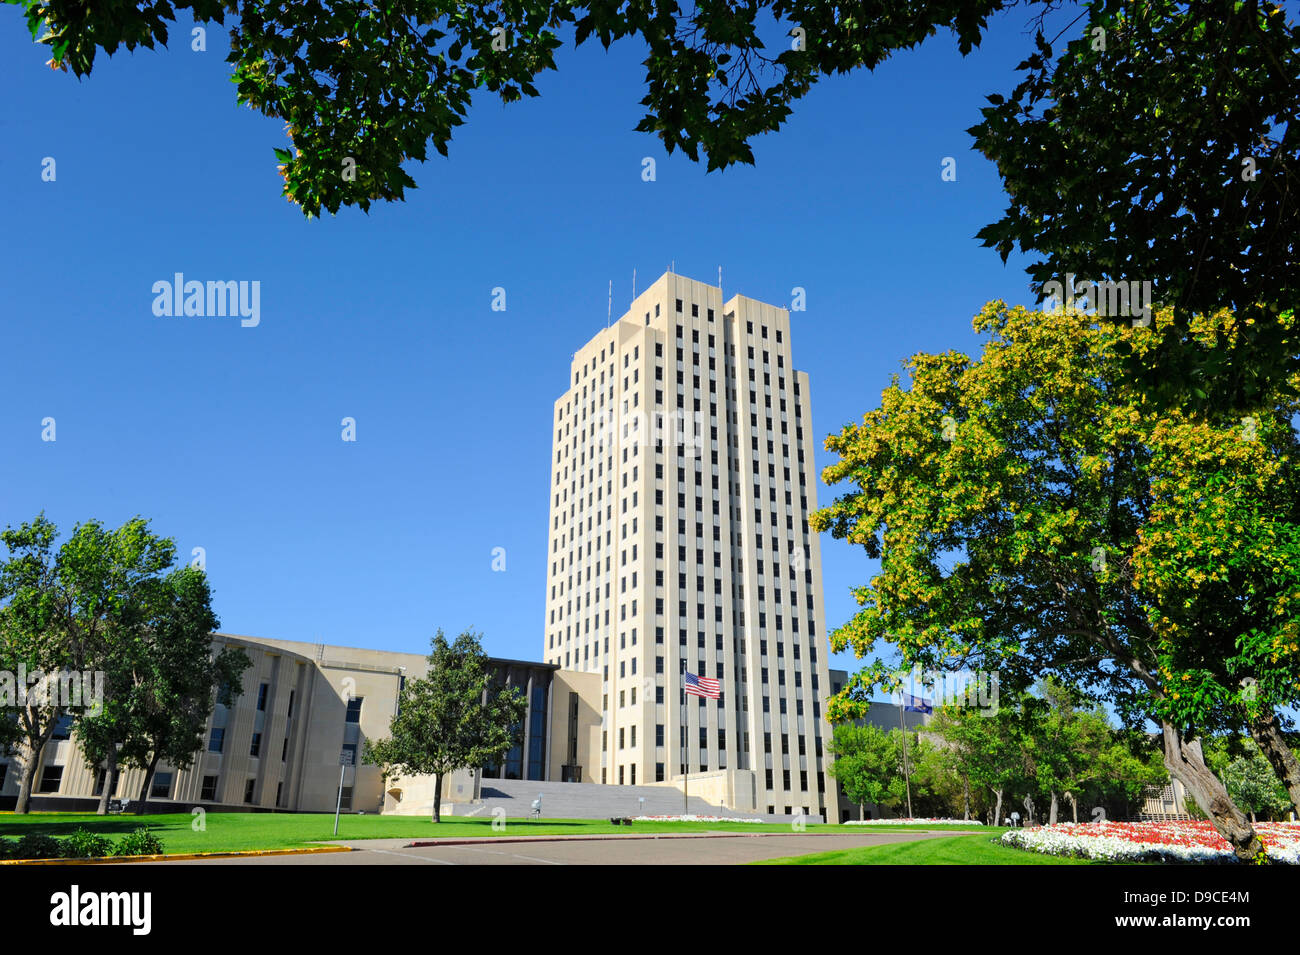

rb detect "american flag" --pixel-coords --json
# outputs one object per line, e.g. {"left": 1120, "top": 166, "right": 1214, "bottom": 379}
{"left": 685, "top": 671, "right": 721, "bottom": 699}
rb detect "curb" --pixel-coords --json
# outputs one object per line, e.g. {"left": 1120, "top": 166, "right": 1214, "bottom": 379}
{"left": 405, "top": 831, "right": 819, "bottom": 847}
{"left": 402, "top": 827, "right": 972, "bottom": 848}
{"left": 0, "top": 845, "right": 354, "bottom": 865}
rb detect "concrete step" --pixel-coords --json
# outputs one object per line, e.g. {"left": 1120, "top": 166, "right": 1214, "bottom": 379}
{"left": 451, "top": 777, "right": 755, "bottom": 820}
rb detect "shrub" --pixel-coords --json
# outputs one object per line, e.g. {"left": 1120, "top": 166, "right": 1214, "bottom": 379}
{"left": 63, "top": 828, "right": 114, "bottom": 859}
{"left": 114, "top": 827, "right": 164, "bottom": 857}
{"left": 14, "top": 833, "right": 63, "bottom": 860}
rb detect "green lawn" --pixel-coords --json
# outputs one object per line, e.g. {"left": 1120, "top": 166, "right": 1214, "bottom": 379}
{"left": 0, "top": 812, "right": 1009, "bottom": 858}
{"left": 0, "top": 812, "right": 828, "bottom": 855}
{"left": 757, "top": 833, "right": 1096, "bottom": 865}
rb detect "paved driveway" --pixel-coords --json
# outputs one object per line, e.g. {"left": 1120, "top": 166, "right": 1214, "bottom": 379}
{"left": 148, "top": 829, "right": 963, "bottom": 865}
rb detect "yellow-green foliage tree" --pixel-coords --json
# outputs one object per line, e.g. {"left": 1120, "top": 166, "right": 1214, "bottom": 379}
{"left": 811, "top": 301, "right": 1300, "bottom": 861}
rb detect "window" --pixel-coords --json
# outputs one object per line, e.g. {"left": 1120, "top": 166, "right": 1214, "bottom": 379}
{"left": 343, "top": 743, "right": 358, "bottom": 765}
{"left": 208, "top": 727, "right": 225, "bottom": 753}
{"left": 249, "top": 732, "right": 262, "bottom": 758}
{"left": 201, "top": 775, "right": 219, "bottom": 801}
{"left": 257, "top": 682, "right": 269, "bottom": 711}
{"left": 282, "top": 737, "right": 289, "bottom": 761}
{"left": 151, "top": 772, "right": 174, "bottom": 799}
{"left": 244, "top": 778, "right": 257, "bottom": 803}
{"left": 93, "top": 769, "right": 119, "bottom": 797}
{"left": 340, "top": 786, "right": 353, "bottom": 810}
{"left": 345, "top": 697, "right": 363, "bottom": 723}
{"left": 51, "top": 714, "right": 73, "bottom": 740}
{"left": 39, "top": 765, "right": 64, "bottom": 793}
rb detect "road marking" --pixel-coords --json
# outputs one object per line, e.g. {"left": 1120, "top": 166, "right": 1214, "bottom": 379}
{"left": 358, "top": 846, "right": 458, "bottom": 865}
{"left": 452, "top": 845, "right": 565, "bottom": 865}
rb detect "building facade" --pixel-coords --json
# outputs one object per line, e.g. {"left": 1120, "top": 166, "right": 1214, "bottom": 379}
{"left": 0, "top": 634, "right": 602, "bottom": 816}
{"left": 542, "top": 271, "right": 839, "bottom": 819}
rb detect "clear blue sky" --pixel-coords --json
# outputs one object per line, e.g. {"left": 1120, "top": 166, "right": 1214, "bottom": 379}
{"left": 0, "top": 8, "right": 1053, "bottom": 677}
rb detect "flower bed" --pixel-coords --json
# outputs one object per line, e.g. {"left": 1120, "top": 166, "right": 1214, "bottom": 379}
{"left": 842, "top": 818, "right": 984, "bottom": 826}
{"left": 1001, "top": 820, "right": 1300, "bottom": 864}
{"left": 630, "top": 814, "right": 765, "bottom": 823}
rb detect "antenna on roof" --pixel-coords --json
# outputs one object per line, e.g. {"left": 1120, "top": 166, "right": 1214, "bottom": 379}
{"left": 607, "top": 280, "right": 612, "bottom": 328}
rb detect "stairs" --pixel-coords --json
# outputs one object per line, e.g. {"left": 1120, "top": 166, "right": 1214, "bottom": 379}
{"left": 448, "top": 778, "right": 758, "bottom": 821}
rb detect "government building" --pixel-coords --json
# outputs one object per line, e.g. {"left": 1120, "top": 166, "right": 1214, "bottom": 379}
{"left": 0, "top": 272, "right": 840, "bottom": 822}
{"left": 542, "top": 272, "right": 839, "bottom": 820}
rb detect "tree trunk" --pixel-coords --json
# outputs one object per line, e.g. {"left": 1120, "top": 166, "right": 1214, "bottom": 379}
{"left": 96, "top": 746, "right": 118, "bottom": 815}
{"left": 432, "top": 772, "right": 442, "bottom": 823}
{"left": 1247, "top": 711, "right": 1300, "bottom": 815}
{"left": 1161, "top": 722, "right": 1263, "bottom": 862}
{"left": 858, "top": 802, "right": 864, "bottom": 820}
{"left": 962, "top": 776, "right": 970, "bottom": 821}
{"left": 1068, "top": 792, "right": 1078, "bottom": 824}
{"left": 993, "top": 789, "right": 1003, "bottom": 827}
{"left": 137, "top": 751, "right": 162, "bottom": 807}
{"left": 15, "top": 745, "right": 42, "bottom": 815}
{"left": 1049, "top": 790, "right": 1058, "bottom": 826}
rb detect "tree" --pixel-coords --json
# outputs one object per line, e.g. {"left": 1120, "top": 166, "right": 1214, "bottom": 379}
{"left": 810, "top": 299, "right": 1300, "bottom": 860}
{"left": 0, "top": 514, "right": 245, "bottom": 814}
{"left": 0, "top": 515, "right": 169, "bottom": 813}
{"left": 1206, "top": 735, "right": 1294, "bottom": 822}
{"left": 1091, "top": 734, "right": 1169, "bottom": 822}
{"left": 971, "top": 0, "right": 1300, "bottom": 415}
{"left": 11, "top": 0, "right": 1012, "bottom": 216}
{"left": 0, "top": 615, "right": 27, "bottom": 755}
{"left": 934, "top": 702, "right": 1028, "bottom": 826}
{"left": 79, "top": 565, "right": 250, "bottom": 811}
{"left": 16, "top": 0, "right": 1295, "bottom": 410}
{"left": 364, "top": 629, "right": 525, "bottom": 822}
{"left": 1020, "top": 681, "right": 1118, "bottom": 825}
{"left": 827, "top": 722, "right": 905, "bottom": 817}
{"left": 913, "top": 727, "right": 978, "bottom": 819}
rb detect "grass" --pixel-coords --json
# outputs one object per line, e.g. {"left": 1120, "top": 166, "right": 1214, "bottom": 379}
{"left": 0, "top": 812, "right": 1007, "bottom": 858}
{"left": 0, "top": 812, "right": 832, "bottom": 855}
{"left": 757, "top": 832, "right": 1096, "bottom": 865}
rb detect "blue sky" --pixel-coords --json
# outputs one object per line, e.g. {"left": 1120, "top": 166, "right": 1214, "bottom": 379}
{"left": 0, "top": 8, "right": 1053, "bottom": 679}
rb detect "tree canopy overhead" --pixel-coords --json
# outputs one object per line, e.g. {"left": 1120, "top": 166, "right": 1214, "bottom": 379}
{"left": 15, "top": 0, "right": 1298, "bottom": 412}
{"left": 11, "top": 0, "right": 1007, "bottom": 216}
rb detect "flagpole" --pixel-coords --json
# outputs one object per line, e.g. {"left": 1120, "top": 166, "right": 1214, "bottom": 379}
{"left": 682, "top": 678, "right": 689, "bottom": 814}
{"left": 898, "top": 698, "right": 913, "bottom": 819}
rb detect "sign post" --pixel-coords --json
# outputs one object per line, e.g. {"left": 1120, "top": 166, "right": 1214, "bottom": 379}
{"left": 334, "top": 749, "right": 353, "bottom": 836}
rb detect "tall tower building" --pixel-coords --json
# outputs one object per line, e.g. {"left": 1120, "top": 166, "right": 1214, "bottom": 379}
{"left": 543, "top": 272, "right": 839, "bottom": 820}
